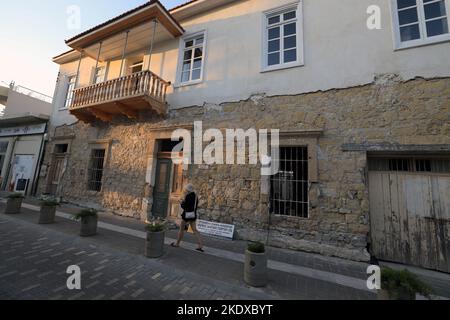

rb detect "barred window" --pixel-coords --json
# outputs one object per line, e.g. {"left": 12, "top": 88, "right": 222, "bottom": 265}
{"left": 270, "top": 146, "right": 309, "bottom": 218}
{"left": 88, "top": 149, "right": 105, "bottom": 192}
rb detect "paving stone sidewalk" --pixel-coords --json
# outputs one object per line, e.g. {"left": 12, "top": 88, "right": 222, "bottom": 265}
{"left": 0, "top": 198, "right": 379, "bottom": 300}
{"left": 0, "top": 214, "right": 277, "bottom": 300}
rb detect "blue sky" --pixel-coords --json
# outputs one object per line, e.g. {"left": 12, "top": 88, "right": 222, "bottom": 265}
{"left": 0, "top": 0, "right": 186, "bottom": 96}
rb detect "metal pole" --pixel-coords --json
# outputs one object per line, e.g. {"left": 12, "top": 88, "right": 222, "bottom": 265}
{"left": 147, "top": 19, "right": 158, "bottom": 71}
{"left": 94, "top": 42, "right": 103, "bottom": 72}
{"left": 74, "top": 50, "right": 83, "bottom": 87}
{"left": 119, "top": 31, "right": 130, "bottom": 77}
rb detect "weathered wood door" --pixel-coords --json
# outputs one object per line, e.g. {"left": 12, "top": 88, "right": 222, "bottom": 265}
{"left": 47, "top": 155, "right": 66, "bottom": 195}
{"left": 369, "top": 172, "right": 450, "bottom": 272}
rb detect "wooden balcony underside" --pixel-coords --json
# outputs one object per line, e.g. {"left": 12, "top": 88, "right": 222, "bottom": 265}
{"left": 70, "top": 95, "right": 166, "bottom": 122}
{"left": 70, "top": 70, "right": 170, "bottom": 123}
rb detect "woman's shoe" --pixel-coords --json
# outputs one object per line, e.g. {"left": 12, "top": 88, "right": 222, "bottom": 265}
{"left": 171, "top": 243, "right": 180, "bottom": 248}
{"left": 196, "top": 248, "right": 205, "bottom": 253}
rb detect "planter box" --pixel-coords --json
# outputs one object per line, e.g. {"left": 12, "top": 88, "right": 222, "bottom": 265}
{"left": 4, "top": 198, "right": 23, "bottom": 214}
{"left": 39, "top": 205, "right": 57, "bottom": 224}
{"left": 244, "top": 250, "right": 268, "bottom": 287}
{"left": 378, "top": 288, "right": 416, "bottom": 300}
{"left": 79, "top": 215, "right": 98, "bottom": 237}
{"left": 145, "top": 231, "right": 165, "bottom": 258}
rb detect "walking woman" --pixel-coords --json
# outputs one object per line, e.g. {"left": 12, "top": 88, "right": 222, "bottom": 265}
{"left": 171, "top": 183, "right": 204, "bottom": 252}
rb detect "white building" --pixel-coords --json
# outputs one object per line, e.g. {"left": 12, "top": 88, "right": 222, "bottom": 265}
{"left": 0, "top": 82, "right": 52, "bottom": 195}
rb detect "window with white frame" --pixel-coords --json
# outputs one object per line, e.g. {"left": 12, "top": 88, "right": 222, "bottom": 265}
{"left": 393, "top": 0, "right": 450, "bottom": 47}
{"left": 93, "top": 66, "right": 106, "bottom": 84}
{"left": 264, "top": 3, "right": 302, "bottom": 70}
{"left": 63, "top": 76, "right": 76, "bottom": 110}
{"left": 179, "top": 33, "right": 205, "bottom": 84}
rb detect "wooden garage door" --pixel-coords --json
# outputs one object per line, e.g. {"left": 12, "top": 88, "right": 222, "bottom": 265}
{"left": 368, "top": 158, "right": 450, "bottom": 273}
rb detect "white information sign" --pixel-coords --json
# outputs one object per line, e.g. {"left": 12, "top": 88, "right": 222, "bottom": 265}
{"left": 196, "top": 220, "right": 235, "bottom": 240}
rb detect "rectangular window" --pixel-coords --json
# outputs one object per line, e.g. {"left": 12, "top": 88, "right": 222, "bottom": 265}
{"left": 54, "top": 144, "right": 68, "bottom": 154}
{"left": 129, "top": 61, "right": 143, "bottom": 74}
{"left": 93, "top": 66, "right": 106, "bottom": 84}
{"left": 393, "top": 0, "right": 450, "bottom": 48}
{"left": 270, "top": 147, "right": 309, "bottom": 218}
{"left": 264, "top": 3, "right": 302, "bottom": 70}
{"left": 87, "top": 149, "right": 106, "bottom": 192}
{"left": 179, "top": 33, "right": 205, "bottom": 84}
{"left": 63, "top": 76, "right": 76, "bottom": 110}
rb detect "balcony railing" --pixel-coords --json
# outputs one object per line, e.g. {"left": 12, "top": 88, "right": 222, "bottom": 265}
{"left": 70, "top": 70, "right": 171, "bottom": 121}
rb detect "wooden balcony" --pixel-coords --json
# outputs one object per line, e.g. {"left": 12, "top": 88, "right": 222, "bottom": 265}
{"left": 70, "top": 70, "right": 171, "bottom": 123}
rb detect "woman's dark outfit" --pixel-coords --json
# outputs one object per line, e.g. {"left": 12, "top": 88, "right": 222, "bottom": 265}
{"left": 181, "top": 192, "right": 198, "bottom": 222}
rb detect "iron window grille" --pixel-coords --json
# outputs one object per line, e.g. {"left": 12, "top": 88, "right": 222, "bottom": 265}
{"left": 88, "top": 149, "right": 106, "bottom": 192}
{"left": 368, "top": 157, "right": 450, "bottom": 173}
{"left": 270, "top": 146, "right": 309, "bottom": 218}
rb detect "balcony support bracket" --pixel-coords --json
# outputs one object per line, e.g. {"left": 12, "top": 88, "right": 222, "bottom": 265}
{"left": 88, "top": 108, "right": 113, "bottom": 122}
{"left": 115, "top": 102, "right": 138, "bottom": 119}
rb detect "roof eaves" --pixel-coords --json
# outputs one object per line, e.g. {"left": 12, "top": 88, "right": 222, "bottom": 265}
{"left": 65, "top": 0, "right": 184, "bottom": 46}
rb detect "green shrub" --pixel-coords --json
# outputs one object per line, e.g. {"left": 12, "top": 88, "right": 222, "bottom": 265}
{"left": 248, "top": 241, "right": 265, "bottom": 254}
{"left": 74, "top": 208, "right": 98, "bottom": 221}
{"left": 382, "top": 267, "right": 432, "bottom": 299}
{"left": 39, "top": 195, "right": 60, "bottom": 207}
{"left": 7, "top": 193, "right": 24, "bottom": 199}
{"left": 145, "top": 217, "right": 166, "bottom": 232}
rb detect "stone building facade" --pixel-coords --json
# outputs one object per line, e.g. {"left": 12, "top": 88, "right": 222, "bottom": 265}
{"left": 38, "top": 75, "right": 450, "bottom": 262}
{"left": 40, "top": 0, "right": 450, "bottom": 269}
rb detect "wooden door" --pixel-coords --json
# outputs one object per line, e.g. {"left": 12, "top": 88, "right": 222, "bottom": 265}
{"left": 152, "top": 159, "right": 172, "bottom": 218}
{"left": 369, "top": 171, "right": 450, "bottom": 272}
{"left": 47, "top": 155, "right": 66, "bottom": 195}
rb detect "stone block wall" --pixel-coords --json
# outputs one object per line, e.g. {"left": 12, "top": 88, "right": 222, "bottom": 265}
{"left": 37, "top": 76, "right": 450, "bottom": 261}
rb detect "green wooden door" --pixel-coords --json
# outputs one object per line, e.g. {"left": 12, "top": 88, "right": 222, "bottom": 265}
{"left": 152, "top": 159, "right": 172, "bottom": 218}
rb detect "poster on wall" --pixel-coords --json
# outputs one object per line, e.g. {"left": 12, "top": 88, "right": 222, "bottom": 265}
{"left": 10, "top": 155, "right": 34, "bottom": 193}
